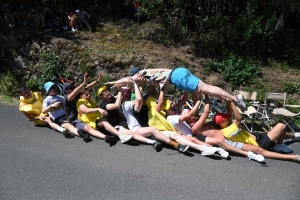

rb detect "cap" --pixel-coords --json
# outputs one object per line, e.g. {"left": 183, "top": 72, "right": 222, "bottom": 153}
{"left": 44, "top": 82, "right": 55, "bottom": 92}
{"left": 122, "top": 88, "right": 132, "bottom": 100}
{"left": 97, "top": 85, "right": 107, "bottom": 97}
{"left": 214, "top": 113, "right": 232, "bottom": 124}
{"left": 75, "top": 10, "right": 80, "bottom": 13}
{"left": 63, "top": 82, "right": 74, "bottom": 91}
{"left": 129, "top": 66, "right": 139, "bottom": 76}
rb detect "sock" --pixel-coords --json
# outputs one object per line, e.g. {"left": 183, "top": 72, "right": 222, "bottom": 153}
{"left": 147, "top": 139, "right": 155, "bottom": 144}
{"left": 57, "top": 127, "right": 64, "bottom": 133}
{"left": 168, "top": 140, "right": 178, "bottom": 149}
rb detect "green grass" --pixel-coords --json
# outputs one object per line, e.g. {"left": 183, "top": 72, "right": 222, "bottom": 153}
{"left": 0, "top": 95, "right": 19, "bottom": 106}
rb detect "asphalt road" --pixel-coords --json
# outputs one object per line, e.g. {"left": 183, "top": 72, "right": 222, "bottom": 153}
{"left": 0, "top": 104, "right": 299, "bottom": 200}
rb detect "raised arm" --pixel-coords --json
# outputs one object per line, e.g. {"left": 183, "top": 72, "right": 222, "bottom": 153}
{"left": 67, "top": 72, "right": 89, "bottom": 101}
{"left": 105, "top": 84, "right": 123, "bottom": 110}
{"left": 85, "top": 72, "right": 102, "bottom": 89}
{"left": 191, "top": 95, "right": 210, "bottom": 134}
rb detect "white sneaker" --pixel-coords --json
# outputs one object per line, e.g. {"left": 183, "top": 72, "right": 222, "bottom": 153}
{"left": 247, "top": 152, "right": 264, "bottom": 162}
{"left": 201, "top": 146, "right": 218, "bottom": 156}
{"left": 273, "top": 143, "right": 292, "bottom": 153}
{"left": 216, "top": 147, "right": 229, "bottom": 158}
{"left": 119, "top": 133, "right": 133, "bottom": 143}
{"left": 235, "top": 94, "right": 247, "bottom": 112}
{"left": 294, "top": 132, "right": 300, "bottom": 138}
{"left": 117, "top": 125, "right": 133, "bottom": 143}
{"left": 72, "top": 28, "right": 76, "bottom": 32}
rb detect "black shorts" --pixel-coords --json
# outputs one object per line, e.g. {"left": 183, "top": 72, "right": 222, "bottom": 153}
{"left": 51, "top": 114, "right": 66, "bottom": 126}
{"left": 253, "top": 132, "right": 276, "bottom": 150}
{"left": 193, "top": 135, "right": 207, "bottom": 142}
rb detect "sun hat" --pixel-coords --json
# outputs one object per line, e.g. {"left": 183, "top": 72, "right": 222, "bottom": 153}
{"left": 214, "top": 113, "right": 232, "bottom": 124}
{"left": 97, "top": 85, "right": 107, "bottom": 97}
{"left": 44, "top": 82, "right": 55, "bottom": 92}
{"left": 63, "top": 82, "right": 75, "bottom": 91}
{"left": 129, "top": 65, "right": 139, "bottom": 76}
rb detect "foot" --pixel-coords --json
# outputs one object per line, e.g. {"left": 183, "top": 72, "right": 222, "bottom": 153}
{"left": 247, "top": 152, "right": 264, "bottom": 162}
{"left": 177, "top": 144, "right": 189, "bottom": 152}
{"left": 153, "top": 141, "right": 163, "bottom": 152}
{"left": 61, "top": 128, "right": 70, "bottom": 136}
{"left": 104, "top": 135, "right": 118, "bottom": 144}
{"left": 235, "top": 94, "right": 247, "bottom": 112}
{"left": 201, "top": 146, "right": 218, "bottom": 156}
{"left": 272, "top": 143, "right": 293, "bottom": 153}
{"left": 216, "top": 147, "right": 229, "bottom": 158}
{"left": 78, "top": 130, "right": 92, "bottom": 143}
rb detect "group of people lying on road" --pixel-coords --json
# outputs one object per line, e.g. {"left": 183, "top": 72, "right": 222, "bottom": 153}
{"left": 19, "top": 66, "right": 300, "bottom": 164}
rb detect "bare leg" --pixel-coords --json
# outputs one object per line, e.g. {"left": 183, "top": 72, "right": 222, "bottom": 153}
{"left": 181, "top": 135, "right": 211, "bottom": 146}
{"left": 242, "top": 143, "right": 298, "bottom": 161}
{"left": 61, "top": 123, "right": 79, "bottom": 136}
{"left": 168, "top": 131, "right": 207, "bottom": 151}
{"left": 197, "top": 81, "right": 236, "bottom": 102}
{"left": 204, "top": 137, "right": 249, "bottom": 157}
{"left": 135, "top": 127, "right": 171, "bottom": 144}
{"left": 267, "top": 123, "right": 286, "bottom": 144}
{"left": 83, "top": 125, "right": 105, "bottom": 139}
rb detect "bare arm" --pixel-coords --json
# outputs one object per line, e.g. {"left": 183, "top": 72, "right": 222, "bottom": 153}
{"left": 156, "top": 89, "right": 165, "bottom": 112}
{"left": 67, "top": 72, "right": 89, "bottom": 101}
{"left": 180, "top": 98, "right": 201, "bottom": 123}
{"left": 86, "top": 72, "right": 102, "bottom": 89}
{"left": 105, "top": 84, "right": 123, "bottom": 110}
{"left": 192, "top": 95, "right": 210, "bottom": 134}
{"left": 42, "top": 101, "right": 61, "bottom": 113}
{"left": 78, "top": 104, "right": 107, "bottom": 116}
{"left": 174, "top": 91, "right": 189, "bottom": 110}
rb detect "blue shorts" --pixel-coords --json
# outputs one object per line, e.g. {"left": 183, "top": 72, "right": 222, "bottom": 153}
{"left": 170, "top": 68, "right": 200, "bottom": 92}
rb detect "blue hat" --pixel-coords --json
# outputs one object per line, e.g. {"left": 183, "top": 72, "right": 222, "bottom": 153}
{"left": 129, "top": 66, "right": 139, "bottom": 76}
{"left": 44, "top": 82, "right": 55, "bottom": 92}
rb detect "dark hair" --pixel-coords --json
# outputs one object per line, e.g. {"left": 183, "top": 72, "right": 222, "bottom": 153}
{"left": 18, "top": 85, "right": 29, "bottom": 94}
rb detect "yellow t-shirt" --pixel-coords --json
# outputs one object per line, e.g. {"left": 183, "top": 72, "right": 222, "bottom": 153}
{"left": 76, "top": 98, "right": 102, "bottom": 129}
{"left": 221, "top": 123, "right": 258, "bottom": 146}
{"left": 19, "top": 91, "right": 47, "bottom": 126}
{"left": 145, "top": 96, "right": 177, "bottom": 132}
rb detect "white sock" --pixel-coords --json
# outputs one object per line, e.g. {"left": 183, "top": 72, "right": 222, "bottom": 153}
{"left": 147, "top": 139, "right": 155, "bottom": 144}
{"left": 57, "top": 127, "right": 64, "bottom": 133}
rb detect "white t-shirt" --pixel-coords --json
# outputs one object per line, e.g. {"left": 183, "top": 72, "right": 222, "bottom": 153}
{"left": 122, "top": 101, "right": 141, "bottom": 132}
{"left": 43, "top": 95, "right": 65, "bottom": 120}
{"left": 167, "top": 115, "right": 192, "bottom": 136}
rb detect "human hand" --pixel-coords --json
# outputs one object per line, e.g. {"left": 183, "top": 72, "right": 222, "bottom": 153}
{"left": 99, "top": 108, "right": 108, "bottom": 117}
{"left": 83, "top": 72, "right": 89, "bottom": 84}
{"left": 115, "top": 84, "right": 123, "bottom": 92}
{"left": 97, "top": 72, "right": 102, "bottom": 82}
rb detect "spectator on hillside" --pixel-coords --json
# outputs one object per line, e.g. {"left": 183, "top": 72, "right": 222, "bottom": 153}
{"left": 4, "top": 8, "right": 15, "bottom": 27}
{"left": 42, "top": 7, "right": 58, "bottom": 31}
{"left": 14, "top": 7, "right": 27, "bottom": 25}
{"left": 56, "top": 8, "right": 68, "bottom": 31}
{"left": 68, "top": 10, "right": 78, "bottom": 31}
{"left": 75, "top": 9, "right": 91, "bottom": 31}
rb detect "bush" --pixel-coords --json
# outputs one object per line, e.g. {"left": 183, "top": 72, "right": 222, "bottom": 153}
{"left": 27, "top": 50, "right": 65, "bottom": 91}
{"left": 0, "top": 71, "right": 20, "bottom": 97}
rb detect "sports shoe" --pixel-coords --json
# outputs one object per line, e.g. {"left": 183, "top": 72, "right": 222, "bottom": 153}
{"left": 201, "top": 146, "right": 218, "bottom": 156}
{"left": 119, "top": 134, "right": 133, "bottom": 143}
{"left": 235, "top": 94, "right": 247, "bottom": 112}
{"left": 177, "top": 144, "right": 189, "bottom": 152}
{"left": 104, "top": 135, "right": 118, "bottom": 144}
{"left": 61, "top": 128, "right": 70, "bottom": 136}
{"left": 247, "top": 152, "right": 264, "bottom": 162}
{"left": 78, "top": 130, "right": 92, "bottom": 143}
{"left": 272, "top": 143, "right": 293, "bottom": 153}
{"left": 72, "top": 28, "right": 76, "bottom": 32}
{"left": 294, "top": 132, "right": 300, "bottom": 138}
{"left": 216, "top": 147, "right": 229, "bottom": 158}
{"left": 153, "top": 141, "right": 163, "bottom": 152}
